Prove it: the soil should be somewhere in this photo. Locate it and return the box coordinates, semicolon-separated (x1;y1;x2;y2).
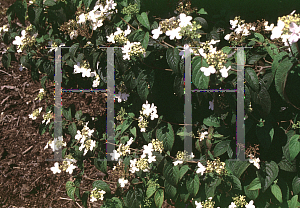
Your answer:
0;1;178;207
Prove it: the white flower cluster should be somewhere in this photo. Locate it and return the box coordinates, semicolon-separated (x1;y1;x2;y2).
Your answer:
12;30;26;53
0;24;9;35
73;61;101;87
42;110;53;125
248;154;260;169
44;137;67;152
224;18;256;41
197;40;231;78
35;88;46;101
76;0;117;30
106;26;131;44
90;187;106;202
109;137;134;160
228;200;256;208
138;100;158;132
28;107;42;120
118;177;128;187
270;11;300;46
122;41;146;60
173;150;195;166
114;91;129;103
151;13;193;40
75;122;96;156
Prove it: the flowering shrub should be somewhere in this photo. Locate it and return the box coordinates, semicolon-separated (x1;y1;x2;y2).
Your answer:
2;0;300;207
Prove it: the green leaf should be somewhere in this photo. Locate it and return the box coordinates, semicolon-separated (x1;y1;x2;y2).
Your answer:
230;175;242;191
245;67;259;92
154;189;164;208
261;161;279;192
254;33;264;43
274;57;293;101
225;160;250;179
205;178;221;198
111;197;123;208
192;56;210;89
146;185;158;199
141;32;149;50
136;12;150;30
248;54;265;65
288;195;298;208
69;43;80;60
75;110;83;120
203;115;221;127
92;180;111;195
28;7;43;27
264;42;279;59
213;140;230;157
197;8;207;15
126;188;143;208
82;191;90;208
278;154;297;172
130;127;137;138
186;174;200;197
251;80;271;115
68;122;77;138
166;47;180;75
179;165;190;181
289;134;300;161
156;123;175;152
94;157;107;174
44;0;56;6
136;70;149;101
256;116;273;151
66;181;76;201
292;176;300;195
194;17;208;29
164;180;177;199
248;178;262;190
62;107;72;121
244;184;259;200
163;161;179;186
271;184;283;203
120;118;133;136
2;53;11;69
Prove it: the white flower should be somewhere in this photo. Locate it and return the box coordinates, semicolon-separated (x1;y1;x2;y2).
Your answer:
245;200;255;208
224;34;231;41
77;13;86;24
179;44;194;59
130;159;139;173
229;202;237;208
151;26;163;39
118;178;128;187
189;152;195;159
198;48;207;58
230;19;239;29
121;93;129;102
127;137;134;146
142;100;152;116
50;162;61;174
235;24;244;35
142;143;153;155
81;68;92;77
250;26;256;31
166;27;182;40
249;157;260;169
110;150;120;161
70;30;78;40
200;66;216;76
242;28;250;36
90;195;97;202
270;20;285;40
195;201;203;208
220;65;231;78
147;154;156;163
199;131;208;141
124;25;131;36
150;109;158;120
209;39;220;45
178;13;192;28
173;160;183;166
264;23;274;31
140;127;146;132
66;163;77;174
289;22;300;44
196;162;206;175
106;33;115;43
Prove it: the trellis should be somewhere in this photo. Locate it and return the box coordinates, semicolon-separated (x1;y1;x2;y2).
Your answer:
47;46;251;163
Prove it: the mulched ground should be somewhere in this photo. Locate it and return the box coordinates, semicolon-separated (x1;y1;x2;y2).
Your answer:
0;1;179;207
